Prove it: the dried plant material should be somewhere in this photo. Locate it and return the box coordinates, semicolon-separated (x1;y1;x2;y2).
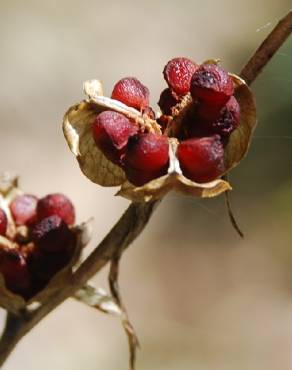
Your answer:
223;74;257;172
63;101;126;186
224;190;244;238
75;283;139;370
75;285;122;315
118;174;230;202
109;255;139;370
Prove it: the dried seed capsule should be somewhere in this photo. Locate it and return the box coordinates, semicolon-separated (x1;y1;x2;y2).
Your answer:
177;135;225;183
10;194;38;226
37;193;75;226
92;110;138;165
124;133;169;186
163;57;198;95
190;64;234;108
111;77;150;110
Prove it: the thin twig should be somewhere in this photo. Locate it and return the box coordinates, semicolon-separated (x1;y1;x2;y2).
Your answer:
109;256;139;370
240;11;292;85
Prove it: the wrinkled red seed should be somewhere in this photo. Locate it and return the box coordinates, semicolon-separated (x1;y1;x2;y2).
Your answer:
37;193;75;226
92;110;138;165
158;88;180;115
177;135;225;183
111;77;150;110
0;209;7;236
191;96;241;138
190;64;234;108
163;57;198;95
124;133;169;186
10;194;38;226
32;215;75;253
207;96;240;136
0;249;31;294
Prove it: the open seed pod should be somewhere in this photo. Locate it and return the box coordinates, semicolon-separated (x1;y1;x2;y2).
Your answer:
0;173;92;315
62;62;256;203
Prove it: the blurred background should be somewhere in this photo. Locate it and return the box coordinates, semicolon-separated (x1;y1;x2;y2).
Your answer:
0;0;292;369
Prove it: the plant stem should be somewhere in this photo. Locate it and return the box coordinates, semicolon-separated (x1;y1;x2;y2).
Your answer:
240;10;292;85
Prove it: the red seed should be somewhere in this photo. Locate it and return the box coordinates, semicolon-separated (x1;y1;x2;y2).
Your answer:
10;194;38;226
0;248;31;295
177;135;225;183
192;96;241;137
158;88;180;115
190;64;234;108
92;110;138;165
124;133;169;186
111;77;150;111
37;193;75;225
30;248;73;281
0;209;7;236
31;215;75;253
163;57;198;95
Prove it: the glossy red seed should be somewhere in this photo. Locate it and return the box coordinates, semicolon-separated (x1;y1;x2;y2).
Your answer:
37;193;75;225
124;133;169;186
190;64;234;108
32;215;75;253
0;249;31;294
158;88;179;115
163;57;198;95
111;77;150;110
10;194;38;226
92;110;138;165
0;209;7;236
177;135;225;183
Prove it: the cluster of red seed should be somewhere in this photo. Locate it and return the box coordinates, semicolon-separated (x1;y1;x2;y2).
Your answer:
0;193;76;298
92;57;240;186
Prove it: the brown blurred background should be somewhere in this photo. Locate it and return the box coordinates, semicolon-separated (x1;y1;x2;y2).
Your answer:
0;0;292;369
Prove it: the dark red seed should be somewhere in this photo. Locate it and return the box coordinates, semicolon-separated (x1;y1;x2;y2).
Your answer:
37;193;75;226
177;135;225;183
190;64;234;108
124;133;169;186
0;209;8;236
191;96;241;137
0;248;31;295
111;77;150;111
158;88;180;115
208;96;240;136
30;248;72;282
31;215;75;253
92;110;138;165
10;194;38;226
163;57;198;95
